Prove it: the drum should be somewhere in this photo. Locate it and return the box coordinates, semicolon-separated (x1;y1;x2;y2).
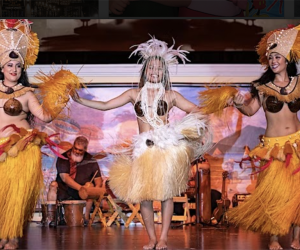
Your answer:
61;200;86;227
41;201;57;226
79;186;105;200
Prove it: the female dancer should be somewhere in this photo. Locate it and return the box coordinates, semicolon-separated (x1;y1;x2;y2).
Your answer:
0;19;80;249
73;37;212;250
200;24;300;250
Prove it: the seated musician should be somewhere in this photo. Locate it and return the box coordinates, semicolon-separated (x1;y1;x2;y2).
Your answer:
48;136;102;226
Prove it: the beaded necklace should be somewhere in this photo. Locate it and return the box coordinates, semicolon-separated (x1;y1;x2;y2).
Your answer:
0;80;22;94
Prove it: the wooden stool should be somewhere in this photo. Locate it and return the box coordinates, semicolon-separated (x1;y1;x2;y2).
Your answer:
172;194;191;225
78;186;107;227
89;192;107;227
106;195;144;228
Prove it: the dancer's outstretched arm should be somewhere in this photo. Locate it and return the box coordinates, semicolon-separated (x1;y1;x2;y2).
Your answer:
172;91;200;113
230;92;261;117
72;89;135;111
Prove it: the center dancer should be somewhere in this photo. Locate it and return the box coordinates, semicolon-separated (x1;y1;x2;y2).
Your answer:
73;36;212;250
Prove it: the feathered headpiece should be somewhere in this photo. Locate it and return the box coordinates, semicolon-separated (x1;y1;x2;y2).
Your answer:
129;35;190;65
0;19;39;69
257;24;300;68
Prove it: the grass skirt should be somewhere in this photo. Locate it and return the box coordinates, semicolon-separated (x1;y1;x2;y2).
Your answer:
228;130;300;236
0;142;43;239
109;114;212;204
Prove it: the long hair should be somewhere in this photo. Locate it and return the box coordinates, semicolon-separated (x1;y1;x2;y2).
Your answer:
250;60;298;97
0;68;35;126
138;56;171;90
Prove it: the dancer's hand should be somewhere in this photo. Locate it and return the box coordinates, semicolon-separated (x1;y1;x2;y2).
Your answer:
233;92;245;108
109;0;130;15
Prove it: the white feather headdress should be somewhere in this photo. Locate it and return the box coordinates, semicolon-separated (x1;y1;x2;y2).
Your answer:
129;35;190;65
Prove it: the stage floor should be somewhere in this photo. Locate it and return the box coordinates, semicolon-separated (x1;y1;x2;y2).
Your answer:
19;221;293;250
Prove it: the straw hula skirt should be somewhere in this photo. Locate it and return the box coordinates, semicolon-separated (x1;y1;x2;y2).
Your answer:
109;114;212;204
228;130;300;236
0;128;50;240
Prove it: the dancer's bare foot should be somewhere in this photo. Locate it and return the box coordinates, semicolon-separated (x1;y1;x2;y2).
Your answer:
291;239;300;250
143;239;157;250
4;239;18;249
156;239;167;250
268;236;282;250
0;239;7;249
292;226;300;249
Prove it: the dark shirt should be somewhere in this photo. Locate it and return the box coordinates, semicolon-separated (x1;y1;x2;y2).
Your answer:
109;1;179;17
56;150;101;201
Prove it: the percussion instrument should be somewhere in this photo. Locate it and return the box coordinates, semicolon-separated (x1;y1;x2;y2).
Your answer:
41;201;57;226
79;186;105;200
61;200;86;227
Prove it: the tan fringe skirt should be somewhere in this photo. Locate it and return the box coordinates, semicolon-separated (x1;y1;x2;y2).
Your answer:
228;130;300;236
108;114;212;204
0;139;43;239
108;142;193;204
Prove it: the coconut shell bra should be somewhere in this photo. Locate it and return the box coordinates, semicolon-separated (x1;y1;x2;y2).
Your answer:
134;100;168;117
255;76;300;113
0;81;34;116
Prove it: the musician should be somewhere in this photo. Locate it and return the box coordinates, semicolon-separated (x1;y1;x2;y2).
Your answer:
49;136;102;226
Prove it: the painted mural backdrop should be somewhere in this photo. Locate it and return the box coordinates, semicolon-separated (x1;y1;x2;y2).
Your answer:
38;86;267;203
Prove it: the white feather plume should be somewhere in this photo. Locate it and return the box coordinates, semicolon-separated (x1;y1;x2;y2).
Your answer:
132;113;213;161
129;35;190;65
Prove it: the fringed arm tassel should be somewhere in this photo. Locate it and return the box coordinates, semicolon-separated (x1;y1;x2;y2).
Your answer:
198;86;238;116
33;68;84;120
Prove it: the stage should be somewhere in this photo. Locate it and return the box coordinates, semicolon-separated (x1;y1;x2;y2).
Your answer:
19;222;292;250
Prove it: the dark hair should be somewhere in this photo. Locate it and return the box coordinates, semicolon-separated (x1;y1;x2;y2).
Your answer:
0;67;34;125
0;66;31;87
250;60;298;97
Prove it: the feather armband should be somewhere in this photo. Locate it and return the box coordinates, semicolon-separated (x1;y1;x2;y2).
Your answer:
198;86;238;116
34;68;84;119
